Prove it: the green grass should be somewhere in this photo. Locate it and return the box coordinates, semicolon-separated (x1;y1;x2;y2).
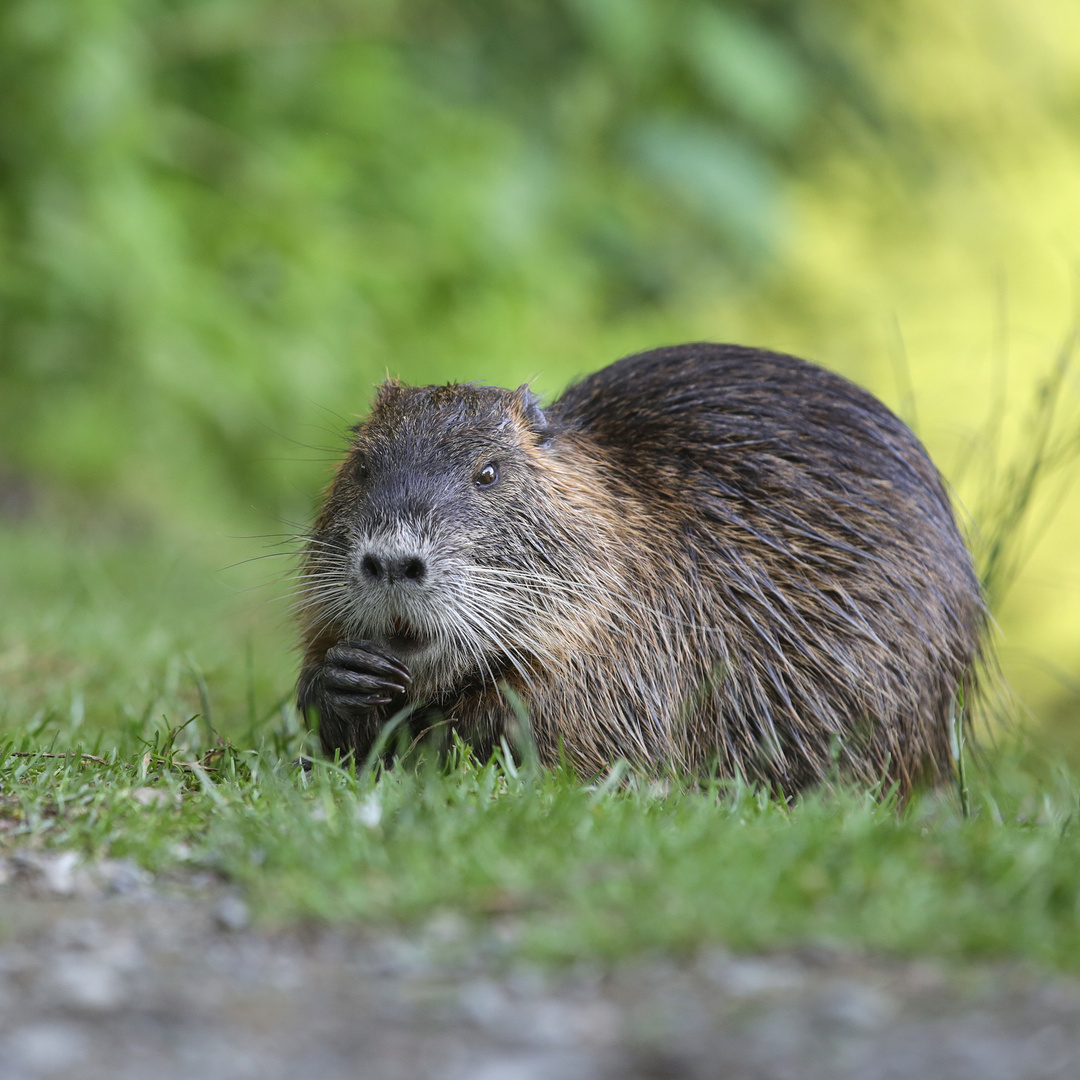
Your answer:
5;510;1080;970
5;735;1080;968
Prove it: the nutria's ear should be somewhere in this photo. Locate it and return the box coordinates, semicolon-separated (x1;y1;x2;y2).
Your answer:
362;378;404;415
374;377;404;404
350;378;404;431
349;378;406;432
512;384;551;442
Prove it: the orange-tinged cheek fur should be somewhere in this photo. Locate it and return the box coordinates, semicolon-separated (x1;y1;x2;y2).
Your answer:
518;440;653;662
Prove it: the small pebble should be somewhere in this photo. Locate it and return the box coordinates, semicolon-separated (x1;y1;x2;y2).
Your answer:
463;1053;597;1080
39;956;128;1013
816;980;895;1030
459;978;509;1029
718;958;805;998
214;895;250;932
2;1022;89;1073
11;851;84;897
93;859;152;895
355;794;382;828
131;786;177;808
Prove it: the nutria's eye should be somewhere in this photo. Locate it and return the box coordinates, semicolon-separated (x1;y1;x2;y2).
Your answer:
475;463;499;488
353;457;369;482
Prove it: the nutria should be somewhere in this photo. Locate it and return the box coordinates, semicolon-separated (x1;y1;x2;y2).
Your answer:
296;343;985;796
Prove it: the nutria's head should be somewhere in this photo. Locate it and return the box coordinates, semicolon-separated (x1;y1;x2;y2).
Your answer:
301;381;574;694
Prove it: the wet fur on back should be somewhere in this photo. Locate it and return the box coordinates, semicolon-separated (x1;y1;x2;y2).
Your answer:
297;343;985;795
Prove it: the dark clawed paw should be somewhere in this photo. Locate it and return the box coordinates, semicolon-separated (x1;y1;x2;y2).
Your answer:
326;689;393;709
324;665;406;696
298;640;412;740
325;641;411;684
322;640;411;709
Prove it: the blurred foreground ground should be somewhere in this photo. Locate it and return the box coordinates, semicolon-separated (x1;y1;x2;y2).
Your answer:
2;851;1078;1080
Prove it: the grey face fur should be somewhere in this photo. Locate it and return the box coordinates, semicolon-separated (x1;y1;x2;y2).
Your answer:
300;381;556;698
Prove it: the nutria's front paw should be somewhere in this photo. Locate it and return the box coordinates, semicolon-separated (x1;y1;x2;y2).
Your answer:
319;640;411;710
297;641;412;759
297;639;410;721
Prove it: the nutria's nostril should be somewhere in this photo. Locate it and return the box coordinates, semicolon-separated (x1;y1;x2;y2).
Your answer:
365;553;426;584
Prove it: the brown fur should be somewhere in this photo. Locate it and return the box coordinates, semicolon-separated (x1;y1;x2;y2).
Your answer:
296;343;985;796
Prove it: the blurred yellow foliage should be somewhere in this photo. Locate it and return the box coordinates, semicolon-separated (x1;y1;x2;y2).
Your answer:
1;0;1079;738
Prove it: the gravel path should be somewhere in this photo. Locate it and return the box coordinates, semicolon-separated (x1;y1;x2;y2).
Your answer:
1;851;1079;1080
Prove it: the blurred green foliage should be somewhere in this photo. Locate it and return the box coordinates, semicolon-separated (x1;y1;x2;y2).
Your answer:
3;0;1080;727
0;0;880;520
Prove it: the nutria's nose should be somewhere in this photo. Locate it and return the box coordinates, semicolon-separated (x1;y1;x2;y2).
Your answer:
360;552;426;585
